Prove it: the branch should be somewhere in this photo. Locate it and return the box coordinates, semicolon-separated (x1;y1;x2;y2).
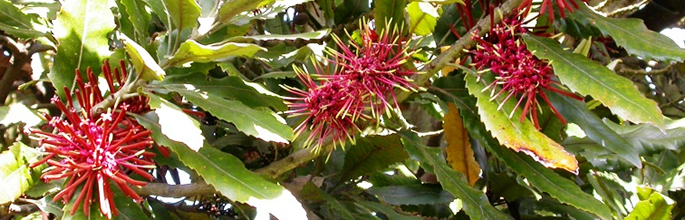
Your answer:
394;0;527;104
134;181;217;197
0;35;30;104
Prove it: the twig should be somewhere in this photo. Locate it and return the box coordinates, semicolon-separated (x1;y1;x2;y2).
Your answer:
0;35;30;104
134;182;217;197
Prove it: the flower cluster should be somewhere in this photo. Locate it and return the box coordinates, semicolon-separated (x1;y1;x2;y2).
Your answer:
28;61;158;219
471;13;582;129
284;22;419;151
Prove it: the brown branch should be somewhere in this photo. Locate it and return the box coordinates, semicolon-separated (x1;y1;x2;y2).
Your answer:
0;35;30;105
134;182;217;197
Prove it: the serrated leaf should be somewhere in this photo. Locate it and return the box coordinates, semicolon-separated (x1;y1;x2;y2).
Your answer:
164;0;200;31
118;0;152;41
375;0;406;31
443;103;480;186
228;29;330;42
162;72;286;110
357;201;423;220
0;0;47;39
407;2;438;36
254;43;315;70
135;113;307;220
545;91;641;168
464;74;578;173
399;131;513;220
164;85;293;143
164;40;265;67
0;142;41;204
215;0;273;25
367;184;454;205
573;4;685;61
0;103;42;127
341;135;408;181
122;35;166;82
603;118;685;153
434;75;613;220
49;0;115;98
626;187;674;220
146;92;204;151
523;35;665;130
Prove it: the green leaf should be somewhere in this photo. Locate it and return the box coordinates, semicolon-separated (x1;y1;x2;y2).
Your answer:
164;85;293;143
434;75;613;219
374;0;406;31
398;131;513;220
545;91;641;168
162;72;286;110
49;0;115;98
300;182;356;220
406;2;438;36
0;0;47;38
122;35;166;81
0;142;42;204
164;40;265;67
367;184;454;205
0;103;42;127
523;35;664;130
215;0;273;25
464;73;578;173
164;0;200;31
254;43;316;70
603;118;685;153
135;113;307;220
357;201;424;220
113;189;151;220
340;135;408;181
146;92;204;151
228;29;330;42
625;187;674;220
573;4;685;62
117;0;152;41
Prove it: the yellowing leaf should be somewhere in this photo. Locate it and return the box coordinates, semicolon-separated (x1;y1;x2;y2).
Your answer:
122;34;166;81
443;103;480;186
465;74;579;173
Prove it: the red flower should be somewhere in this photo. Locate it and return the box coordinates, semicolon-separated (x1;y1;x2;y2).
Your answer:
283;65;367;150
326;23;419;116
471;14;582;129
28;61;158;219
519;0;589;21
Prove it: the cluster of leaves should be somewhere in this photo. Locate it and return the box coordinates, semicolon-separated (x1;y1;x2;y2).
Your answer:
0;0;683;219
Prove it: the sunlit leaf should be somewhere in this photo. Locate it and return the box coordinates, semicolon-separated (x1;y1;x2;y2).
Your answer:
399;131;513;220
118;0;152;41
464;74;578;173
135;114;307;220
121;35;166;82
573;4;685;62
164;85;292;143
162;72;287;110
407;2;438;36
0;142;42;204
49;0;115;98
523;35;664;131
443;103;480;186
0;103;42;127
163;0;200;31
0;0;47;39
146;92;204;151
164;40;265;67
625;187;674;220
228;29;330;42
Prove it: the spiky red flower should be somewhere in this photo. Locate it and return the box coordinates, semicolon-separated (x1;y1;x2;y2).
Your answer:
284;21;420;150
471;14;581;129
326;22;419;116
283;65;367;150
28;61;159;219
